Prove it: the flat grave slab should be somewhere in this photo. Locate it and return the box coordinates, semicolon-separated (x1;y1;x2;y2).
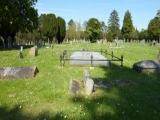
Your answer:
70;51;110;66
133;60;160;73
0;66;38;80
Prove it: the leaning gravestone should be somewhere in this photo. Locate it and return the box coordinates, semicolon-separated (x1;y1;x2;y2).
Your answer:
84;70;94;95
29;46;38;57
133;60;160;73
0;66;38;80
69;80;80;96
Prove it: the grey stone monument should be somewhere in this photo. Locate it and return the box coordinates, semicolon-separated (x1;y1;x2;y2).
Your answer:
69;80;80;96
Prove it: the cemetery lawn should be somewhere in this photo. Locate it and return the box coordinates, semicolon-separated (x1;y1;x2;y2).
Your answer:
0;43;160;120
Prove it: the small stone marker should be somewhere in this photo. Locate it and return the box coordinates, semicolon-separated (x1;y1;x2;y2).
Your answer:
19;46;24;59
69;80;80;96
84;70;94;95
85;77;94;95
29;46;38;57
0;66;38;80
20;46;23;52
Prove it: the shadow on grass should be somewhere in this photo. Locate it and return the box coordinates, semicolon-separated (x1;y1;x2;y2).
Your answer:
70;64;160;120
0;64;159;120
0;105;64;120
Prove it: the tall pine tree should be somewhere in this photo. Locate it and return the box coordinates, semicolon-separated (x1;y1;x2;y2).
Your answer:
108;10;120;40
121;10;134;41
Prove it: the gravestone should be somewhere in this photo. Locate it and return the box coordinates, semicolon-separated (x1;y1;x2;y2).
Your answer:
29;46;38;57
69;80;80;96
0;66;38;80
85;78;94;95
70;51;110;66
133;60;160;73
19;46;23;59
84;70;94;95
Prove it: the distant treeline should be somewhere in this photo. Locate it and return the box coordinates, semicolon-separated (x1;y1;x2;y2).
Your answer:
0;0;160;48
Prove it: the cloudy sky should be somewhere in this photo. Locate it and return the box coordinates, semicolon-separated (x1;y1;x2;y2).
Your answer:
35;0;160;30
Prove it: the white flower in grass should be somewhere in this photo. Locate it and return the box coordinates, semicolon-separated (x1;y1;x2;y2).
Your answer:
19;105;22;109
64;115;67;118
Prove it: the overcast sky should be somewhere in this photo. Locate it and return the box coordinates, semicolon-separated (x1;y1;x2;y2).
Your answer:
35;0;160;30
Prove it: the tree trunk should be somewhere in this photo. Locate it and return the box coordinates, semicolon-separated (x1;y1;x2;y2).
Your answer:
4;38;8;48
11;33;16;48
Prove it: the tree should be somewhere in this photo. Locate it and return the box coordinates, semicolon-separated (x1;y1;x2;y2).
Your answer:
106;31;113;42
121;10;134;41
56;17;66;44
156;9;160;20
139;29;148;41
131;28;139;40
108;10;120;39
148;17;160;41
76;21;82;40
0;0;38;48
101;21;107;40
66;19;76;40
86;18;102;43
40;14;57;44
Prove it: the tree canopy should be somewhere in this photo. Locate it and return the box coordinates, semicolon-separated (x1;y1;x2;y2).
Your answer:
56;17;66;44
121;10;134;41
86;18;102;42
148;17;160;40
40;14;57;44
108;10;120;39
0;0;38;48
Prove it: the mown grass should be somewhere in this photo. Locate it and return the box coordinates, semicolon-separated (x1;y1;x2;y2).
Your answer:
0;43;160;120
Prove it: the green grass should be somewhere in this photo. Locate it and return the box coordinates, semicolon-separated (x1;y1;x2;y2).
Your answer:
0;43;160;120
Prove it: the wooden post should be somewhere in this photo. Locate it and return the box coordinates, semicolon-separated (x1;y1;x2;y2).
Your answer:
101;48;102;55
121;55;123;67
111;51;113;60
105;50;107;55
63;54;65;66
51;44;53;56
91;54;93;67
60;55;63;67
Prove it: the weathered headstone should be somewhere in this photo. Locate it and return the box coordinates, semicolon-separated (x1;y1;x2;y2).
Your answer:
133;60;160;73
85;78;94;95
69;80;80;96
0;66;38;80
29;46;38;57
84;70;94;95
19;46;23;59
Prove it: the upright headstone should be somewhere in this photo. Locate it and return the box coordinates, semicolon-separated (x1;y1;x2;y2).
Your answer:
19;46;23;59
69;80;80;96
85;77;94;95
29;46;38;57
84;70;94;95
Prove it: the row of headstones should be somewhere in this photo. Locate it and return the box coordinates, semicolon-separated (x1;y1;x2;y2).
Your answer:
19;46;38;58
69;70;94;96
